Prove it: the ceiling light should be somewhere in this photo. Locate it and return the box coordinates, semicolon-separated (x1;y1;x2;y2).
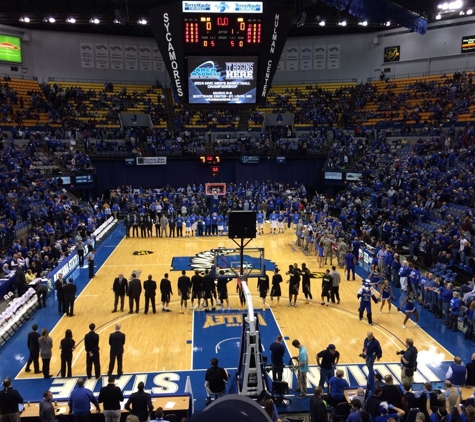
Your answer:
460;10;465;14
358;21;368;26
385;21;391;26
436;13;442;19
43;17;56;23
338;20;347;26
319;20;325;26
19;16;30;23
66;17;76;23
89;18;100;24
438;0;463;10
468;8;473;14
137;18;147;25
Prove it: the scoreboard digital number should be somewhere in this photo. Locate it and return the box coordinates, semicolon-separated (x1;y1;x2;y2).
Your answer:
184;15;262;50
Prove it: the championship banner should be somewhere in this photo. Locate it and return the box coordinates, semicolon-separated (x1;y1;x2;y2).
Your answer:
95;43;109;69
80;43;94;68
136;157;167;165
124;45;138;70
327;44;340;69
139;45;152;71
299;45;312;70
152;47;165;72
276;52;285;72
110;44;124;70
313;45;326;70
285;46;298;71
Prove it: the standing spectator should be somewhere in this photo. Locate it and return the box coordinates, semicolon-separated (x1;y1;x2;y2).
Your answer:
205;358;229;404
125;382;153;422
38;328;53;379
86;249;96;279
98;376;124;422
362;331;382;392
316;343;340;388
446;356;467;386
60;329;76;378
25;323;41;373
309;386;327;422
465;353;475;387
39;390;55;422
63;278;77;317
269;335;285;382
127;273;142;314
68;378;100;422
143;274;157;315
108;324;125;377
112;273;128;313
0;378;23;422
291;339;309;398
84;323;101;380
35;283;48;309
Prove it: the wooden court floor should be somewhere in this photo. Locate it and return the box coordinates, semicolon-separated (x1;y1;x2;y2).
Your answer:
17;228;452;378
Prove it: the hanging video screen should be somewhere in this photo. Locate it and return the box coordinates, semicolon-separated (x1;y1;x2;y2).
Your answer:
187;55;258;104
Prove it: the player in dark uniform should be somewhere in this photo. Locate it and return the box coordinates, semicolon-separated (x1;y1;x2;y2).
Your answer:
321;269;333;307
191;270;203;310
286;265;300;307
177;270;191;314
202;269;216;311
216;270;231;310
160;273;173;312
257;270;269;310
301;263;314;306
270;268;283;306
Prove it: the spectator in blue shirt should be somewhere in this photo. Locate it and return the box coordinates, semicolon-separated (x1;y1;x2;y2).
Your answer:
328;369;349;406
68;378;100;421
425;391;451;422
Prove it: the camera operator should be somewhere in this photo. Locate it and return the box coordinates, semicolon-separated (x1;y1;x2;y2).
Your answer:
398;338;417;384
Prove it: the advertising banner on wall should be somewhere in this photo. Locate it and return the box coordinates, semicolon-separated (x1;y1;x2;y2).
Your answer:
384;46;400;62
95;43;109;69
110;44;124;70
80;43;94;68
285;46;298;71
327;44;340;69
124;45;138;70
139;45;152;71
313;45;326;70
300;45;312;70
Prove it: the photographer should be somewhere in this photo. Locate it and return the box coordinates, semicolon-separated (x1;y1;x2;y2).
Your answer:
398;338;417;384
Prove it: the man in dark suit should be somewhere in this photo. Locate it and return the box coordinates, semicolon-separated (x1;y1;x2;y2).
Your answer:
124;214;132;238
62;278;77;317
108;323;125;376
143;274;157;314
54;273;66;314
127;273;142;314
85;323;101;379
15;267;28;297
25;323;41;373
112;274;128;313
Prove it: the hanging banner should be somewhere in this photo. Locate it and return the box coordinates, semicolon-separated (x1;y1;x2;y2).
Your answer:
80;43;94;68
124;45;138;70
299;45;312;70
110;44;124;70
152;47;165;72
285;46;298;71
327;44;340;69
139;45;152;71
313;45;326;70
95;43;109;69
276;52;285;72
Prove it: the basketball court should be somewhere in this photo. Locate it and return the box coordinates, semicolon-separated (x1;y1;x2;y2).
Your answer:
0;221;461;413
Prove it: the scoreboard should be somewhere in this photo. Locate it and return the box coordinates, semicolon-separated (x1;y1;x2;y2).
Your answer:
150;1;292;107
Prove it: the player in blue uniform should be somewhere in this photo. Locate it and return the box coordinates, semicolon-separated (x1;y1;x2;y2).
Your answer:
256;211;264;235
357;280;379;325
269;211;278;234
184;216;191;237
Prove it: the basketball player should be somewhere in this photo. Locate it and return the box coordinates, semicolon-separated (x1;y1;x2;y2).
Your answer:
177;270;191;314
257;271;269;310
191;270;203;310
270;268;283;306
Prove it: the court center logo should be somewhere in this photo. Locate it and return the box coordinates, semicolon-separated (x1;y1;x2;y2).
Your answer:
133;250;154;255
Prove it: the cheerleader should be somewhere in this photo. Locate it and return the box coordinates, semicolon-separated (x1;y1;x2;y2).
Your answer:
368;266;383;292
270;268;283;306
379;279;395;314
399;290;425;328
307;228;315;253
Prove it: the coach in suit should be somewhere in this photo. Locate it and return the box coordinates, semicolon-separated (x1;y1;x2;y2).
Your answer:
127;273;142;314
112;274;128;313
62;278;77;317
108;324;125;377
85;323;101;379
143;274;157;314
25;323;41;373
54;273;66;314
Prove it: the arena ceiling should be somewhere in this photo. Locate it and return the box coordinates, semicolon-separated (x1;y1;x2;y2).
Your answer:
1;0;475;38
